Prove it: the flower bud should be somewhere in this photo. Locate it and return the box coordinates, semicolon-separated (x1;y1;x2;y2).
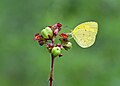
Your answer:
57;23;62;28
34;33;40;41
41;27;53;39
38;40;45;46
63;42;72;50
56;44;61;47
66;42;72;48
59;54;63;57
51;47;61;57
54;29;59;36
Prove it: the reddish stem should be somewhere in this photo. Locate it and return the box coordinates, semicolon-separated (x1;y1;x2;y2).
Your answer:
52;37;54;44
49;55;55;86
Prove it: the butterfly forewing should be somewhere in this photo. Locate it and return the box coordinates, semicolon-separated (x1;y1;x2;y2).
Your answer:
72;22;98;48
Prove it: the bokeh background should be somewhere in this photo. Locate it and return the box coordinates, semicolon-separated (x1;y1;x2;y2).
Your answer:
0;0;120;86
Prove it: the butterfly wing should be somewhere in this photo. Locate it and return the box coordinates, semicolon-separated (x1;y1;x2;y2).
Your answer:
72;22;98;48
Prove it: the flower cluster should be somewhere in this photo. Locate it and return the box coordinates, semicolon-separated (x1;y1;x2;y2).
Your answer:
34;23;72;57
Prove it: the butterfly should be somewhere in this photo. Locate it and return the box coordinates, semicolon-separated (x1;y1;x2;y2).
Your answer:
71;22;98;48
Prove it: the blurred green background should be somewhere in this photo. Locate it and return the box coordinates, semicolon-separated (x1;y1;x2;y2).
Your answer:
0;0;120;86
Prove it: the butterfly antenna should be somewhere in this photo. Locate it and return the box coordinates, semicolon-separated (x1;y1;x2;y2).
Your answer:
63;25;72;30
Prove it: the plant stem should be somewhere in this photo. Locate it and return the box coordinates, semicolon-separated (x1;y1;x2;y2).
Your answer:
49;55;55;86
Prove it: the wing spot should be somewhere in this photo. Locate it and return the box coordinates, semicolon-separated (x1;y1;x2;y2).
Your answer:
83;41;86;44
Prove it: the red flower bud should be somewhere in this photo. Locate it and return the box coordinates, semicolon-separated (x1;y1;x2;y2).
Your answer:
59;33;68;38
57;23;62;27
35;33;39;36
47;43;54;48
51;23;62;30
56;44;61;47
54;29;59;36
34;33;41;40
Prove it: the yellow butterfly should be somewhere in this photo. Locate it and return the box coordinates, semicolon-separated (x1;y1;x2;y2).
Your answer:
71;22;98;48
